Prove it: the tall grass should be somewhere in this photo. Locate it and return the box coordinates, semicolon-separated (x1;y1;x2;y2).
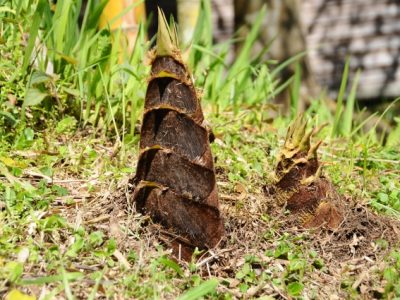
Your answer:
2;0;291;140
2;0;149;139
4;0;395;146
188;2;281;115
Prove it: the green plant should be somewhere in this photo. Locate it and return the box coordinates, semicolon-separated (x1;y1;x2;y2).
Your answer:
331;58;350;137
382;251;400;298
1;0;148;140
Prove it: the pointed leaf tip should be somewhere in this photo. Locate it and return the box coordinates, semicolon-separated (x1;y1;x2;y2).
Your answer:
156;8;179;56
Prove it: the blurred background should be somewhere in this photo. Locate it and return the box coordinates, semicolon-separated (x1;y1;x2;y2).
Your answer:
101;0;400;103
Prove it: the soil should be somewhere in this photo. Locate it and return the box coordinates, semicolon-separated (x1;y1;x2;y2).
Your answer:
73;171;399;298
99;176;398;259
311;202;400;261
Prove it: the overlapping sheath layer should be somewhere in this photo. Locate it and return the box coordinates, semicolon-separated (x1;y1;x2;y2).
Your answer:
133;55;224;249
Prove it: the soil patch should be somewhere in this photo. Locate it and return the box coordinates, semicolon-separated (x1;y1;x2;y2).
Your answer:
73;175;400;298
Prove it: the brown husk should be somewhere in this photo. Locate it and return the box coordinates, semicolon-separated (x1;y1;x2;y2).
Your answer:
132;10;224;257
273;115;344;229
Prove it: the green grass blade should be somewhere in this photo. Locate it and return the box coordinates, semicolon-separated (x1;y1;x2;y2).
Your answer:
189;0;213;68
228;5;265;80
86;0;109;32
87;268;107;300
61;267;74;300
341;70;360;136
366;97;400;139
269;77;294;101
99;67;120;142
386;117;400;146
290;62;302;118
177;279;218;300
371;200;400;219
217;6;265;111
53;0;73;54
270;52;306;78
0;7;16;14
22;0;46;72
19;272;84;285
350;111;378;137
331;58;350;137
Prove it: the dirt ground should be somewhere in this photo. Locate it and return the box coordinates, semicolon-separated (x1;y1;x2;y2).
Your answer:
59;169;400;299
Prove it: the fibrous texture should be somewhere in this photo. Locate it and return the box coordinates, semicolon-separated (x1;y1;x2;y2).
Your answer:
274;115;343;229
133;10;224;250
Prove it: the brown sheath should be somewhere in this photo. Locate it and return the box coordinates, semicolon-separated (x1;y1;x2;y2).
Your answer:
133;10;224;252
